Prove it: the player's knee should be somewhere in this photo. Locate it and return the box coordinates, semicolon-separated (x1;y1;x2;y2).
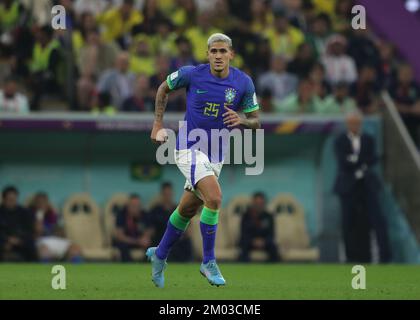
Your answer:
205;193;222;210
179;204;200;218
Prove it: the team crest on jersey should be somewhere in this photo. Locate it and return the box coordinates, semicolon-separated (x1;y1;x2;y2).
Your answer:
224;88;237;104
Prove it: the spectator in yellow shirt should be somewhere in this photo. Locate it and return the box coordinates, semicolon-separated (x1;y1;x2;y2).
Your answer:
312;0;337;16
185;11;221;62
264;9;304;60
97;0;142;47
129;35;156;77
29;26;62;110
250;0;274;34
170;0;197;32
332;0;353;33
157;0;176;18
72;12;98;60
91;91;117;116
151;19;177;56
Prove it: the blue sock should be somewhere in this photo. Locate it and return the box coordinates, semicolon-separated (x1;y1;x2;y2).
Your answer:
70;255;83;264
155;222;184;260
155;209;190;260
200;222;218;264
40;257;51;264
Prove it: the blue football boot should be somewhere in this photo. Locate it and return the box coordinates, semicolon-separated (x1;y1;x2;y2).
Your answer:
146;247;167;288
200;260;226;287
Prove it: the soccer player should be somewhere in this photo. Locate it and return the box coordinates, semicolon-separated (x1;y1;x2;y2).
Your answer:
147;33;260;288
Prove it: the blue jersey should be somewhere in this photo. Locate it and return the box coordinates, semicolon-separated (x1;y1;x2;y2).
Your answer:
166;64;259;162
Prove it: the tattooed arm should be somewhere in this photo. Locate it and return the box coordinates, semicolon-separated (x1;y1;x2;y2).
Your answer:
242;110;261;130
151;81;171;144
223;107;261;130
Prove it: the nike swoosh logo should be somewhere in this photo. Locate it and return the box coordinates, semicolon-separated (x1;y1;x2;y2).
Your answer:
196;90;208;94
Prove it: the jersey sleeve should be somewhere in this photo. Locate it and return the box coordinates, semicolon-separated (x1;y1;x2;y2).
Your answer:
166;66;195;90
240;76;260;113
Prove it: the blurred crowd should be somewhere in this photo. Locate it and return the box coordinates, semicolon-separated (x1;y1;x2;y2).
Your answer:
0;183;193;263
0;186;83;262
0;0;419;143
0;183;281;263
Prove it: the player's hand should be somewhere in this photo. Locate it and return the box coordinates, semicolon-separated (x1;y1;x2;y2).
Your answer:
222;106;243;128
151;121;168;144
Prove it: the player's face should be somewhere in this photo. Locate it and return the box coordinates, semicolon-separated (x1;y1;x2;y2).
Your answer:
207;42;233;73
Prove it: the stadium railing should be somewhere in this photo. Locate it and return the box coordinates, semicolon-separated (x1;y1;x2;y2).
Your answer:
382;91;420;243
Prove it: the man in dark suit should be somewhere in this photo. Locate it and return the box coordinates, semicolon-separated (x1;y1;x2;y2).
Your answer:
238;192;280;262
0;186;37;262
334;112;391;263
112;194;153;262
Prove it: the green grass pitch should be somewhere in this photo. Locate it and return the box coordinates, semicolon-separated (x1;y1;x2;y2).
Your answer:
0;263;419;300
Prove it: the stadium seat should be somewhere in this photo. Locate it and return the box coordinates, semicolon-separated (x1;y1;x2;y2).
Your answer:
222;195;270;262
268;194;320;262
103;193;129;247
225;195;251;248
103;193;144;261
62;193;113;261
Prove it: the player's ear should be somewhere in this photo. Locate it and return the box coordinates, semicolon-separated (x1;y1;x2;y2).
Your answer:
230;48;235;60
